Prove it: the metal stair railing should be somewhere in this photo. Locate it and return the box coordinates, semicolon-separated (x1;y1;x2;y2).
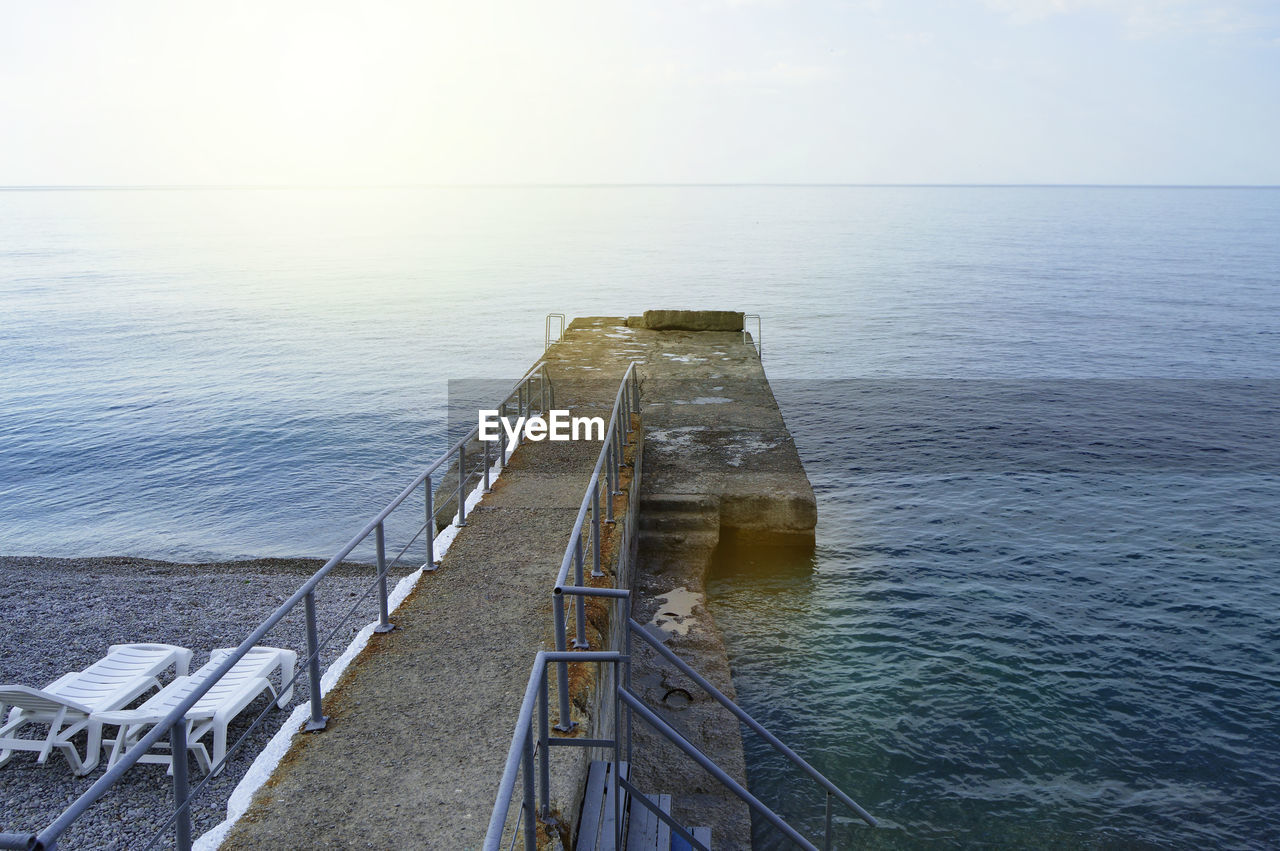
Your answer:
546;313;567;350
743;313;762;356
484;649;628;851
484;626;877;851
0;361;553;851
627;618;878;846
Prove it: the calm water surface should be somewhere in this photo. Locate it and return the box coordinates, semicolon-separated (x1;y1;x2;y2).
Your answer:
1;187;1277;846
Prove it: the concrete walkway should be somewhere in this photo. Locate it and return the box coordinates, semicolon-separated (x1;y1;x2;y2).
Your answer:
221;320;639;850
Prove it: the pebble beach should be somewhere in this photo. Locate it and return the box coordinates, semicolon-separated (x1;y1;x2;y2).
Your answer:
0;556;414;849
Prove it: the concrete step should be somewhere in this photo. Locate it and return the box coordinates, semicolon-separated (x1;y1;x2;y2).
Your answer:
638;494;718;514
639;512;718;532
626;793;671;851
638;529;719;552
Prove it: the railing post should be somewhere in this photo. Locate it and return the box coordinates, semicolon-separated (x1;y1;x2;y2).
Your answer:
423;476;437;570
573;537;588;649
499;401;508;462
552;593;574;732
538;664;550;817
522;727;536;851
303;590;328;731
591;481;603;577
612;664;622;851
625;621;633;769
170;723;193;851
456;443;468;527
606;439;616;501
606;441;617;523
825;790;833;851
374;522;393;633
618;403;627;449
482;432;492;494
610;433;623;496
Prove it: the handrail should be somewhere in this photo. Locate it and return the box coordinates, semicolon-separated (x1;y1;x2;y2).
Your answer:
617;778;710;851
484;650;627;851
545;313;566;350
485;652;548;851
743;312;762;356
628;618;877;828
550;361;642;730
485;640;872;851
619;690;815;850
9;361;554;851
553;364;638;587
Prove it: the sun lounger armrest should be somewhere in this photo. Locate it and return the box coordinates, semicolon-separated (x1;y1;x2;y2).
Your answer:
94;707;174;727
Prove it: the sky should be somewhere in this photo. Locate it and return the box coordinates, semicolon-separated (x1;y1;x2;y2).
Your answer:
0;0;1277;185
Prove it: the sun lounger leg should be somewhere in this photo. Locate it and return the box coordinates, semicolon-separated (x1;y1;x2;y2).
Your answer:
36;706;69;765
79;719;103;775
276;650;298;707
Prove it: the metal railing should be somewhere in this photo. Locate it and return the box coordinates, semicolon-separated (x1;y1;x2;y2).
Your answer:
546;313;566;351
744;312;762;356
550;361;643;732
625;618;877;849
484;650;628;851
0;363;553;851
484;617;877;851
483;357;877;848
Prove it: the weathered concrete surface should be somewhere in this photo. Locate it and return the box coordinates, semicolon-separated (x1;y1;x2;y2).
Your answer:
621;322;817;850
628;309;745;332
219;324;640;850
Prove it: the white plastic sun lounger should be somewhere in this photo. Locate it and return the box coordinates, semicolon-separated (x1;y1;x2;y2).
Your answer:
97;646;296;774
0;643;192;775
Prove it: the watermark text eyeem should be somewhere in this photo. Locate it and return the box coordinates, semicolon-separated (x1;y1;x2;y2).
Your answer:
478;410;605;442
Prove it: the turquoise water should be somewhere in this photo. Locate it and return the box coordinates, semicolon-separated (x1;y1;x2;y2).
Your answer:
2;187;1278;846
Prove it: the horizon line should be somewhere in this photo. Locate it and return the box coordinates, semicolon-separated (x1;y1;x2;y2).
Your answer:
1;182;1279;191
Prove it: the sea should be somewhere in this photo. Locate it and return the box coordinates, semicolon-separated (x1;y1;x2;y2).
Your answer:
1;186;1277;847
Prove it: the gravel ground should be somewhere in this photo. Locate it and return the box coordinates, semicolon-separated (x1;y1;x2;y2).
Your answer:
0;555;415;850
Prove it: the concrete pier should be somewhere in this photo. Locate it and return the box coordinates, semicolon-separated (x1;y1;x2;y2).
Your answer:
214;312;815;850
622;312;815;849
